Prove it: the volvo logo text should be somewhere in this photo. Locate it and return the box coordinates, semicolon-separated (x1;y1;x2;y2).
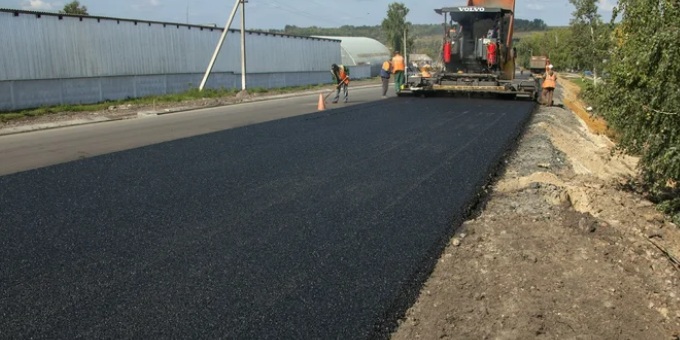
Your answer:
458;7;486;11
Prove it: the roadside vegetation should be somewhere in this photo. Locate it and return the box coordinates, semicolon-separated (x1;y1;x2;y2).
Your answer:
516;27;579;71
569;77;592;92
592;0;680;221
519;0;680;222
60;1;88;15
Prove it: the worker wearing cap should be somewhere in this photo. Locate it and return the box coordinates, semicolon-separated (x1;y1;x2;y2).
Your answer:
392;51;405;94
542;64;557;106
331;63;350;103
380;59;392;98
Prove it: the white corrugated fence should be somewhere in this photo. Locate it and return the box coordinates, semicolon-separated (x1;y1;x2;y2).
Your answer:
0;9;347;110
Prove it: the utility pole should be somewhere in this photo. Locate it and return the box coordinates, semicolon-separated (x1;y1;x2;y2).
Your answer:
240;0;247;91
404;24;408;83
186;3;189;24
199;0;241;91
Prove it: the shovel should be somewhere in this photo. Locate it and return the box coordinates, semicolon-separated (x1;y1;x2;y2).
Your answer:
323;76;349;102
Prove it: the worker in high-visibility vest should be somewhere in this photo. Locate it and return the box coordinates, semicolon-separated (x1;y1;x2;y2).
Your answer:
392;51;405;93
380;60;393;98
331;63;350;103
420;62;432;78
541;64;557;106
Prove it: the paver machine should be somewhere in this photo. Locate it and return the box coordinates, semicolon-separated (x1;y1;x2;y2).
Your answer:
399;0;540;100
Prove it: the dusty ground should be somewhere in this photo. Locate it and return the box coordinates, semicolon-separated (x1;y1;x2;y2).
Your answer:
0;79;380;131
559;77;616;140
392;85;680;339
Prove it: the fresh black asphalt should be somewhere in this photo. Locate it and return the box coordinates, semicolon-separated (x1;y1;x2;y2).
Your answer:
0;97;534;339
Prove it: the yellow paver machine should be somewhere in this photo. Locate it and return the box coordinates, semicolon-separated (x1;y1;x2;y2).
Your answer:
400;0;540;100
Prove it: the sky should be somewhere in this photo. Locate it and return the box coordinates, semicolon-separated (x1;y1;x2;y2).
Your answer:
2;0;619;28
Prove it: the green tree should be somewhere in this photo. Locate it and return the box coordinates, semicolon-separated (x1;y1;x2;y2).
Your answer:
516;28;577;70
590;0;680;213
514;18;549;31
380;3;414;54
60;1;89;15
568;0;611;86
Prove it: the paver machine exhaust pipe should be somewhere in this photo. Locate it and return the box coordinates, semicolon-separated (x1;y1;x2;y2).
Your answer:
399;0;540;101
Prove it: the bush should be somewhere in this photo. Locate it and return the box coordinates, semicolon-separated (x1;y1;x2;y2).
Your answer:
590;0;680;209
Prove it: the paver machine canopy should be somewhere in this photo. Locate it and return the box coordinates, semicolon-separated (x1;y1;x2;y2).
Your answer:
437;0;516;79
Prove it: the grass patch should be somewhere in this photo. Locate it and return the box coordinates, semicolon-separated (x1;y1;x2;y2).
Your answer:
570;78;592;93
514;30;545;38
0;86;238;122
0;113;25;121
0;80;382;123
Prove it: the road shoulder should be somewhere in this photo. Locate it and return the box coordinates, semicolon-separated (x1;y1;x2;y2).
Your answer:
0;80;381;136
391;85;680;339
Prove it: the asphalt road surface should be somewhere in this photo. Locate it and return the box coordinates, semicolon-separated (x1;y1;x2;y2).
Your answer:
0;85;386;176
0;97;535;339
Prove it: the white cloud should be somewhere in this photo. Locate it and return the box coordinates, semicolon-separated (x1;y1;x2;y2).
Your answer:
21;0;58;11
132;0;161;11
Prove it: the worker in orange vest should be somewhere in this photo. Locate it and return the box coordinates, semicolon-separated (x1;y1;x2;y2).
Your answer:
331;64;350;103
392;51;405;93
420;62;432;78
541;64;557;106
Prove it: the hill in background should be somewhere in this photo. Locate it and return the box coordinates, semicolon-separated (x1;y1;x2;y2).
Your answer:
267;19;551;60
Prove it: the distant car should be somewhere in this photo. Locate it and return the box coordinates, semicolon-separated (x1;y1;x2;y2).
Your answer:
584;71;593;77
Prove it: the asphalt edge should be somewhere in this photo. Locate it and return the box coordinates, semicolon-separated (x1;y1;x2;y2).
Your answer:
371;100;539;340
0;83;383;137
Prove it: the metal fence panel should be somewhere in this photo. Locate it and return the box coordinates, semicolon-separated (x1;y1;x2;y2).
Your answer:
0;10;341;81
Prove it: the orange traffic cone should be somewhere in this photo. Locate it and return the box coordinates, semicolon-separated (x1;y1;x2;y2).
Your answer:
317;93;326;111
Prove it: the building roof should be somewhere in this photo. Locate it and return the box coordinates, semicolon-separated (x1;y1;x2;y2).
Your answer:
312;36;391;67
0;8;340;42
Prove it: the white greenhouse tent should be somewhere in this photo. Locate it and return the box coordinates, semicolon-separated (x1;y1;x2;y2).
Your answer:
312;36;391;77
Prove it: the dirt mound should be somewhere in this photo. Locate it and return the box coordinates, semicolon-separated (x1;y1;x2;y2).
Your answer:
559;78;612;139
235;89;253;101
